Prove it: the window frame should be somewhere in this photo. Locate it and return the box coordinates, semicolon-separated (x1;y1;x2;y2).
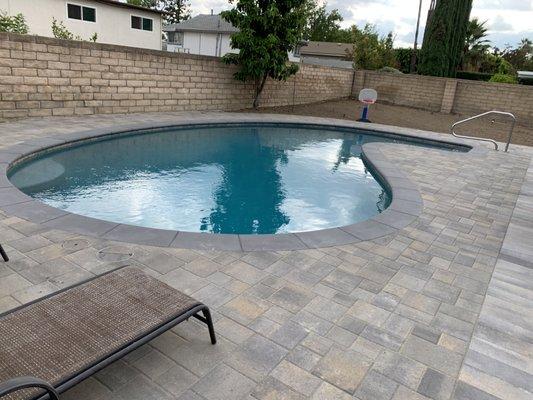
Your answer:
66;2;97;23
131;14;154;32
174;32;184;45
168;31;184;45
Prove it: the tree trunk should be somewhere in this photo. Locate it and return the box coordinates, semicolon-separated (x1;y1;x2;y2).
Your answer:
253;74;268;109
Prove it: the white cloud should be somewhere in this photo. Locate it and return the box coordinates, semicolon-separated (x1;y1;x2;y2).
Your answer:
476;0;532;11
185;0;532;49
490;15;513;31
191;0;231;15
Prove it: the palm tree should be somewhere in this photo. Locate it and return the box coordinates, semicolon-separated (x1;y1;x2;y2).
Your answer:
462;18;491;71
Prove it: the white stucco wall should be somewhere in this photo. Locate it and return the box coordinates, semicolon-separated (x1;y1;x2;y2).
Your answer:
167;31;232;57
0;0;162;50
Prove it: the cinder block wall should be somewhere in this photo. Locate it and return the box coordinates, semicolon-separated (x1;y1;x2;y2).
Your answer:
352;70;446;112
0;33;354;120
353;70;533;124
452;80;533;123
2;32;532;124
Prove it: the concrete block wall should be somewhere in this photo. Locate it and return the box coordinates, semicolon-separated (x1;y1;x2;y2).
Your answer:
0;33;354;121
453;80;533;123
2;32;531;125
352;70;446;112
353;70;533;124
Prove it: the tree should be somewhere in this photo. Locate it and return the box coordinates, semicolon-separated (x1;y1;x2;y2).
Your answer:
127;0;190;24
304;2;344;42
395;48;420;73
126;0;156;7
0;10;29;34
159;0;190;24
352;24;396;70
461;18;490;71
501;38;533;71
418;0;473;77
222;0;308;108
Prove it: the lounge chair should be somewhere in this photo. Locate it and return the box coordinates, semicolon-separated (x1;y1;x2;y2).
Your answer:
0;266;216;399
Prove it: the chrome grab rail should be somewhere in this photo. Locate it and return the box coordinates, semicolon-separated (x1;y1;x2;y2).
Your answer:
451;110;517;152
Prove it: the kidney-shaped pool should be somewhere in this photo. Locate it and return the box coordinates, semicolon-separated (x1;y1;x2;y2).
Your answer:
8;123;464;235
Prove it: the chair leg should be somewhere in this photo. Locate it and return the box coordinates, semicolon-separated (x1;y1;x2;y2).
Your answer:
193;307;217;345
202;308;217;345
0;245;8;262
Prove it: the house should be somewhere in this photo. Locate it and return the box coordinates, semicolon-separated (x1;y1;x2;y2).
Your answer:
517;71;533;85
293;41;355;69
298;41;354;61
164;13;237;57
0;0;163;50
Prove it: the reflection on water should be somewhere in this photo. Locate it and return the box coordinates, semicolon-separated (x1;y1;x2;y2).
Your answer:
9;124;395;234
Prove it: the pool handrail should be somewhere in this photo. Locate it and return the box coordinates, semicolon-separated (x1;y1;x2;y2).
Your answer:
450;110;516;152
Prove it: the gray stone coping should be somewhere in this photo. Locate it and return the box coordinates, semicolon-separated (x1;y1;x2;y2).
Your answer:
0;113;477;251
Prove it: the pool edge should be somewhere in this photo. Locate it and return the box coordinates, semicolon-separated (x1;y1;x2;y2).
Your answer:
0;114;479;251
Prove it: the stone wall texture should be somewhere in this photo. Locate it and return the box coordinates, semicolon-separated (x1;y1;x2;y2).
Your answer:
353;70;533;124
1;33;532;125
0;33;354;121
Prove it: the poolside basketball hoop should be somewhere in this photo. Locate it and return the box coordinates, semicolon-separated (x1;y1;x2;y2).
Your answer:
357;88;378;123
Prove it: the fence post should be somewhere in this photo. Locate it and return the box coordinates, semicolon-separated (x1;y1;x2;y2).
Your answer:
441;79;458;114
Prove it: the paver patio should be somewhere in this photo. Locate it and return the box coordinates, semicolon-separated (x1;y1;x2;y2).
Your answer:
0;111;532;400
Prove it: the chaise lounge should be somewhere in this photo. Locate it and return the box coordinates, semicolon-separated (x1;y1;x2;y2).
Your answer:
0;266;216;400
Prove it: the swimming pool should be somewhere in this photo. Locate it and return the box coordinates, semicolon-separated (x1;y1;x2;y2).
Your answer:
8;123;463;235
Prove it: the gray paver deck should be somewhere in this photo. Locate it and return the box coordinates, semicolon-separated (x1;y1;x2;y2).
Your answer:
0;111;532;400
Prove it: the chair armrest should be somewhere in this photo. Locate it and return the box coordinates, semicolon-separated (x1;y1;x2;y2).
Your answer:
0;376;59;399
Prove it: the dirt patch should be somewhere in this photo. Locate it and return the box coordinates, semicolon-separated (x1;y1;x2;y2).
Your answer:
243;98;533;147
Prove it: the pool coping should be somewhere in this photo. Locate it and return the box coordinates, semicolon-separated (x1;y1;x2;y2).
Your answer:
0;113;481;252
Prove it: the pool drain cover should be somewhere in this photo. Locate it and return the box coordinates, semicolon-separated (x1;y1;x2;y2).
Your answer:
97;245;134;262
62;239;90;251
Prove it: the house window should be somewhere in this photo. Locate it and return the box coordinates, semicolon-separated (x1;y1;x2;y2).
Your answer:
143;18;153;31
131;15;153;31
169;32;183;45
67;4;96;22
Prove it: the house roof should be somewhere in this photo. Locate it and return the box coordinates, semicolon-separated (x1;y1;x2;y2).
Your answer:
164;14;238;34
95;0;164;15
300;41;355;58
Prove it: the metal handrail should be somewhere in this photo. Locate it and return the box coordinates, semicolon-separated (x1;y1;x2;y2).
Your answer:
451;110;517;152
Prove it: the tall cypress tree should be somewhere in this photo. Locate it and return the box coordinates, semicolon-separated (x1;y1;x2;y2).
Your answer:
418;0;473;77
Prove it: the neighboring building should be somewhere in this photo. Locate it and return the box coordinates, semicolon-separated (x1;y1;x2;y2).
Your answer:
517;71;533;85
298;41;354;61
163;16;353;69
290;41;355;69
164;14;237;57
0;0;163;50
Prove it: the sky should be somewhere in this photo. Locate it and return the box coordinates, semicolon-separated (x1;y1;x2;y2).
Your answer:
187;0;533;49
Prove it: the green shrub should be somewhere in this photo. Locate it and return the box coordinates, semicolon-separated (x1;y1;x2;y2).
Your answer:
496;59;514;75
394;48;420;73
456;71;493;81
51;18;96;42
353;25;396;70
489;73;518;84
52;18;78;40
0;10;29;34
379;66;402;74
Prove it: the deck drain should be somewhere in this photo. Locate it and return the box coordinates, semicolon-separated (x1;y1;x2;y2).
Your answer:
97;245;134;262
61;239;90;251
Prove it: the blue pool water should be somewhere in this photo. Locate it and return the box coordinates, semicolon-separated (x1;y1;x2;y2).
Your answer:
8;124;458;234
